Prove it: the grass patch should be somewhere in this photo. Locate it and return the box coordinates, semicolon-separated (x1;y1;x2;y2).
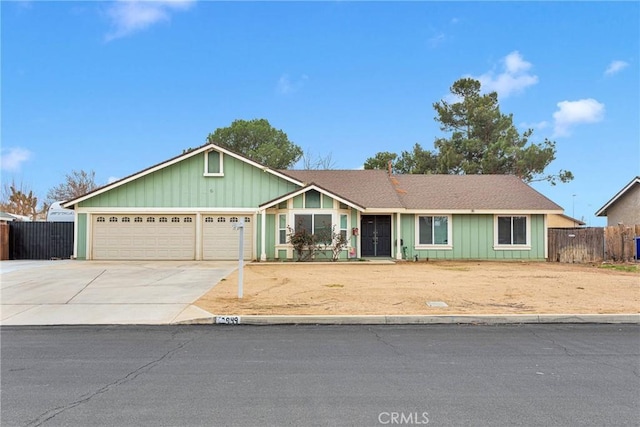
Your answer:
599;264;639;273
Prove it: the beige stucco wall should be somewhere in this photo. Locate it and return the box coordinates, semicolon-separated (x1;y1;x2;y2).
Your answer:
548;214;583;228
606;184;640;226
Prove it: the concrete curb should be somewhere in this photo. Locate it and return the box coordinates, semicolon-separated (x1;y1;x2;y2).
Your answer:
175;313;640;325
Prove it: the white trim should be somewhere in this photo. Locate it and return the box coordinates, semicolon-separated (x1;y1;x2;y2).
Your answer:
414;214;453;250
62;143;304;208
543;214;548;259
260;184;365;211
75;207;258;214
195;212;202;260
595;176;640;216
493;214;531;251
203;150;224;177
260;209;267;261
72;211;79;259
401;209;563;215
396;212;402;260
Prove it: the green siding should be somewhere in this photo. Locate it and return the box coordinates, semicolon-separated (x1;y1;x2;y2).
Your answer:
79;153;299;208
400;214;546;261
322;194;333;209
292;195;303;208
77;213;87;260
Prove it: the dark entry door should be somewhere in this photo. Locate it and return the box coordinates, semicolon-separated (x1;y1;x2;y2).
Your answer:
361;215;391;257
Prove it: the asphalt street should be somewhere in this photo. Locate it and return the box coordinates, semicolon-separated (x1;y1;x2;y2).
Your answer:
2;324;639;426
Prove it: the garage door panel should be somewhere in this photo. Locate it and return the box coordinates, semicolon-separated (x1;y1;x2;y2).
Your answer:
93;215;195;260
202;215;253;260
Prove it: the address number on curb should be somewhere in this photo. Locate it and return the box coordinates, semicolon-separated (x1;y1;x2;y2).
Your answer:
216;316;241;325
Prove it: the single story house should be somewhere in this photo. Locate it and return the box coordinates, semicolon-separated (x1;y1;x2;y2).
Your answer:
547;213;585;228
63;143;564;261
595;176;640;226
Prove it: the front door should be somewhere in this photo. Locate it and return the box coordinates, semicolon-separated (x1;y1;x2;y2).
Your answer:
361;215;391;257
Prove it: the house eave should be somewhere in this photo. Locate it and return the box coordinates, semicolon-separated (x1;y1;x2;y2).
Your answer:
595;176;640;217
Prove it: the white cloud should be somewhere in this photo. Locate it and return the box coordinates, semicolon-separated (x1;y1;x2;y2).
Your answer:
277;73;308;95
473;51;539;98
604;60;629;76
105;0;195;42
552;99;605;137
0;147;31;172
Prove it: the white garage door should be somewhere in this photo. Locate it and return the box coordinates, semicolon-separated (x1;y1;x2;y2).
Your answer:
92;214;196;260
202;215;253;260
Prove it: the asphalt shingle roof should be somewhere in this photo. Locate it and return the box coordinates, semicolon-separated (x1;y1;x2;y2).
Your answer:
280;170;563;211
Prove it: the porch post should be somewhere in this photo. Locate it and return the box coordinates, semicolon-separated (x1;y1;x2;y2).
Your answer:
396;212;402;260
260;209;267;261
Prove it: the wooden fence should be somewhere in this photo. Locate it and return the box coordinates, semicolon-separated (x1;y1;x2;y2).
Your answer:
0;223;8;260
548;225;640;263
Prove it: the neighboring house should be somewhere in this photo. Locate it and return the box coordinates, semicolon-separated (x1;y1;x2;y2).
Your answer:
62;143;563;262
547;213;585;228
595;176;640;226
0;212;32;222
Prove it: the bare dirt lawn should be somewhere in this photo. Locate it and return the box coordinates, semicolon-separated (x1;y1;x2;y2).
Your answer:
195;261;639;315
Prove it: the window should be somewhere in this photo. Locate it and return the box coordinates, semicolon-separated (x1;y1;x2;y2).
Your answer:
230;217;239;223
147;217;155;223
171;217;180;223
122;217;130;223
244;217;251;223
205;217;214;223
278;214;287;244
159;217;168;223
294;213;332;243
305;190;321;208
340;214;348;241
416;215;451;247
109;217;118;222
134;217;143;223
97;217;105;222
496;216;529;247
184;217;192;223
217;217;226;223
278;201;288;209
204;150;223;176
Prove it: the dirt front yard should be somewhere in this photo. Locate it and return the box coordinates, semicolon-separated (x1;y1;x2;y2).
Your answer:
195;261;639;316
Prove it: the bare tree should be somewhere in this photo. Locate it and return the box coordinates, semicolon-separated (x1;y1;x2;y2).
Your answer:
46;170;98;203
300;149;337;170
0;179;46;220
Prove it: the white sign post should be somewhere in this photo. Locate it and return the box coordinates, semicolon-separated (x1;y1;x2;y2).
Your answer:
233;219;244;299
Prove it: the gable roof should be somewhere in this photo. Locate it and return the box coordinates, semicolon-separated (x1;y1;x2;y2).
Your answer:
595;176;640;217
259;183;365;211
62;143;303;208
281;170;563;212
279;169;405;209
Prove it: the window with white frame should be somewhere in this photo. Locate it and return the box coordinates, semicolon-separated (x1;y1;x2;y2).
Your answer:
204;150;223;176
495;215;529;248
294;213;332;243
278;214;288;244
416;215;451;247
340;214;348;241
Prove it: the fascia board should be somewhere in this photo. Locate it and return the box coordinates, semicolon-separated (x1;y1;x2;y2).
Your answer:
63;143;304;209
259;184;365;211
595;177;640;217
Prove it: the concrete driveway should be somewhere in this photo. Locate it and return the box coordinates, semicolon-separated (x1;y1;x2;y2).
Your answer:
0;260;237;325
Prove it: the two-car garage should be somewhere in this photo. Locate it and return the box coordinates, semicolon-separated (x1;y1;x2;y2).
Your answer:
91;214;253;261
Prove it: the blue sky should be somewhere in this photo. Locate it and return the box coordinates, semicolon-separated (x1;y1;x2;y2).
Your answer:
2;1;638;225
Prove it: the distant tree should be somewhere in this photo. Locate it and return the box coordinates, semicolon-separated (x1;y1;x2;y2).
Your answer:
0;180;45;220
206;119;303;169
46;169;98;203
300;149;337;170
363;151;398;172
364;78;573;185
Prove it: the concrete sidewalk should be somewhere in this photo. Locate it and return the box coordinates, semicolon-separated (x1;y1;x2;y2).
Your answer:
0;260;237;325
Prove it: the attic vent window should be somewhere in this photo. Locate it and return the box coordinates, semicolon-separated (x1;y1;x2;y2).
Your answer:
204;150;224;177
